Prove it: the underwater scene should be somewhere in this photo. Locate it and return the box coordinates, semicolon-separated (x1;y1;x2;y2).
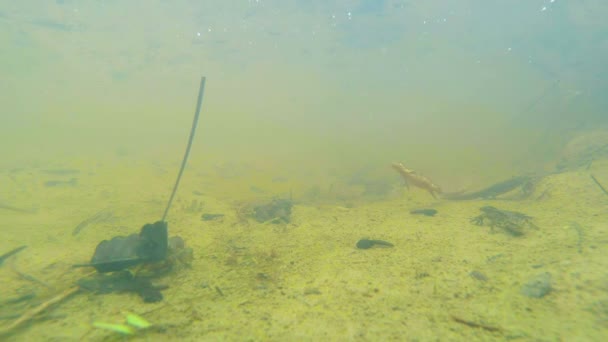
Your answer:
1;1;608;341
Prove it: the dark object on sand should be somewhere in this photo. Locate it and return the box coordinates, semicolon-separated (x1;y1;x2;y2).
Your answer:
74;221;168;273
73;77;205;307
76;235;190;303
590;174;608;197
252;198;293;223
356;239;394;249
76;77;206;275
471;206;537;237
442;176;532;200
0;246;27;267
410;208;437;217
77;271;167;303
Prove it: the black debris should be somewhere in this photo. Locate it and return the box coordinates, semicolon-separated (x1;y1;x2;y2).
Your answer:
77;271;167;303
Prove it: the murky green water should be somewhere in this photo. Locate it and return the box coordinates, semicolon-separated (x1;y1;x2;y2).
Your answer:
2;1;607;340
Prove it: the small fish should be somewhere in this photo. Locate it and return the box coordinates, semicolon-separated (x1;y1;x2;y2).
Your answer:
44;178;78;187
41;169;80;175
469;270;488;282
0;245;27;267
71;209;114;236
410;208;438;217
356;239;394;249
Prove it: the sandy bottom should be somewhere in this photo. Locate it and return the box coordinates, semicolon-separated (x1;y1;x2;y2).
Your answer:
1;158;607;341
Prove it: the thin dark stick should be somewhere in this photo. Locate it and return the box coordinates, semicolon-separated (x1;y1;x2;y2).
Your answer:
590;174;608;197
451;315;502;333
162;77;206;222
0;286;79;336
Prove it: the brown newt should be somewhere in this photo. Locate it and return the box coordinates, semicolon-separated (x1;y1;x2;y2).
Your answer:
391;163;442;198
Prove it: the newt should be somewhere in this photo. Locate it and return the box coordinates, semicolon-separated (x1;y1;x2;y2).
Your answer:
471;206;537;236
391;163;442;198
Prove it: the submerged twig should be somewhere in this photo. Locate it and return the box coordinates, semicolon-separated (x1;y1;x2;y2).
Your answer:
0;313;65;322
590;174;608;197
0;286;80;336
